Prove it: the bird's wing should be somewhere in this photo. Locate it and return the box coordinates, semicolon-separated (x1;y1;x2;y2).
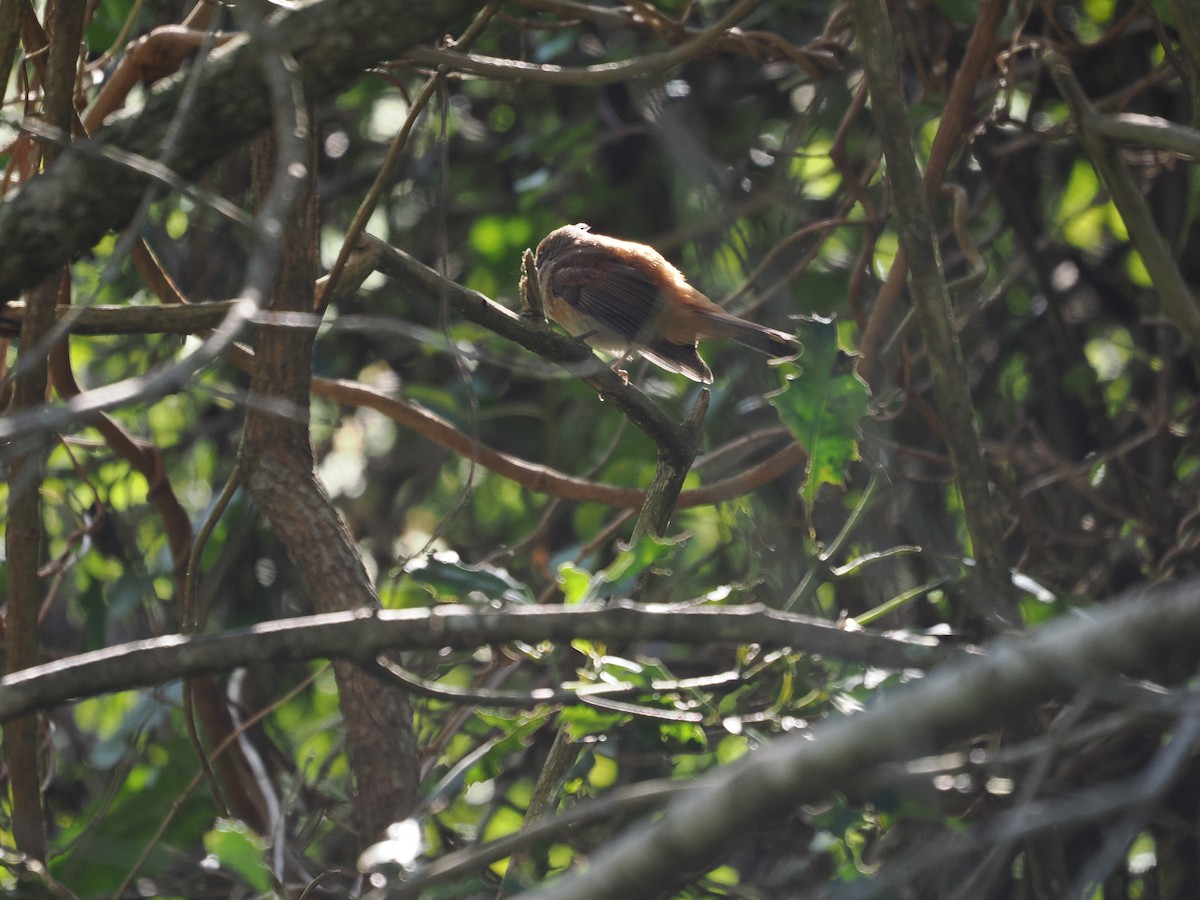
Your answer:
548;252;665;344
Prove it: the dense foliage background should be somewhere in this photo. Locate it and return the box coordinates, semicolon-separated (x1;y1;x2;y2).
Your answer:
4;0;1200;897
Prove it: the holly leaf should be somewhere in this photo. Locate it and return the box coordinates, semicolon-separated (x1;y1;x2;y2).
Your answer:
769;318;869;514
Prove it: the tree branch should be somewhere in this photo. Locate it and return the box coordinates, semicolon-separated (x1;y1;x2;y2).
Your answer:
528;578;1200;900
236;15;419;839
375;237;701;463
2;0;89;860
404;0;760;84
0;0;477;300
0;602;964;721
0;285;806;506
1046;49;1200;350
848;0;1018;627
856;0;1008;384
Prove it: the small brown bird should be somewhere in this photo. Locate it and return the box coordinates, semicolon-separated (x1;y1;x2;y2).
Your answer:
534;223;800;384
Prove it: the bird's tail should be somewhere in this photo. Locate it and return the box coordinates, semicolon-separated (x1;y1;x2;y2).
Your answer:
697;310;801;359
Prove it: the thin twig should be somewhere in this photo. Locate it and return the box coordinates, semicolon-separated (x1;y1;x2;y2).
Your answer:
405;0;760;85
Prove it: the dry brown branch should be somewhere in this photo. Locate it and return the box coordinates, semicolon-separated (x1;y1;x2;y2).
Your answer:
309;374;805;509
2;302;804;511
3;0;89;861
83;25;233;133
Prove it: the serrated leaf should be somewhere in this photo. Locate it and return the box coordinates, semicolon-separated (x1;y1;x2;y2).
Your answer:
770;319;869;510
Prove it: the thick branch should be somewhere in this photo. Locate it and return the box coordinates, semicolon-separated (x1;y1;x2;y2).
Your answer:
0;0;476;300
631;390;709;541
0;299;241;337
530;578;1200;900
0;603;963;720
3;0;89;860
239;112;418;837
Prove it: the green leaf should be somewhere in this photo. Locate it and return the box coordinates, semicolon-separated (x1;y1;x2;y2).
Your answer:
50;734;216;893
558;534;683;605
424;711;554;809
592;534;681;595
559;704;629;739
402;551;534;605
203;819;271;892
769;318;869;511
558;564;593;606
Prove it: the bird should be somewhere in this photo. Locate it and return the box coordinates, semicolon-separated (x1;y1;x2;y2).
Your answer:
533;223;800;384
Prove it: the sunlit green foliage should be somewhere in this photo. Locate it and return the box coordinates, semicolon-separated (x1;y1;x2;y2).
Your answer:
4;0;1200;895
